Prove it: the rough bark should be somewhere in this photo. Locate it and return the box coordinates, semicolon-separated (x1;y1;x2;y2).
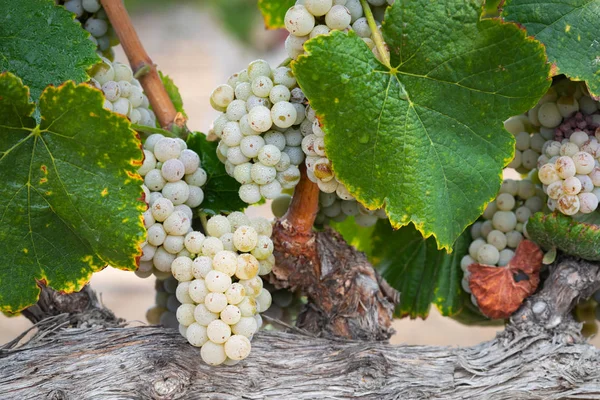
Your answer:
1;324;600;400
272;219;399;341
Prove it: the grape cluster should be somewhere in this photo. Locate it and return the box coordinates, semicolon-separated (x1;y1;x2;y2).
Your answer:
503;115;551;173
146;276;180;329
137;134;208;277
538;131;600;215
284;0;391;61
210;60;307;204
90;57;157;127
173;213;274;365
261;282;304;330
461;179;545;305
315;191;387;226
58;0;119;56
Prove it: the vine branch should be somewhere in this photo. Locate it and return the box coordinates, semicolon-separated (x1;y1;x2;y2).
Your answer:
360;0;391;68
282;164;320;237
100;0;183;132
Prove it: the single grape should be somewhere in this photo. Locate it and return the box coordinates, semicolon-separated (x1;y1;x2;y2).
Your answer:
285;5;316;37
200;341;227;366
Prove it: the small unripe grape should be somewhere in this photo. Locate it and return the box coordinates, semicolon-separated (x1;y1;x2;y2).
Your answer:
492;211;518;233
537;102;562;128
496;193;515;211
498;249;515;266
477;243;500;265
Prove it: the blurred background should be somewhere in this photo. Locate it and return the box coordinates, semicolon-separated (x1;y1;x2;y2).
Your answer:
1;0;597;348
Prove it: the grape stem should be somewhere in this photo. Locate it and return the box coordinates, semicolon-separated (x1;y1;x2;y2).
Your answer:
359;0;391;69
130;124;176;138
282;164;319;235
100;0;184;132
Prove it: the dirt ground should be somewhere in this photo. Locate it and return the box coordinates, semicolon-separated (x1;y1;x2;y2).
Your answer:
1;5;597;349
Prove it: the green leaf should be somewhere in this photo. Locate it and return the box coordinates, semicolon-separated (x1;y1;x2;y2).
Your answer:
527;212;600;261
372;221;471;318
329;217;376;258
159;71;187;119
503;0;600;97
258;0;295;29
293;1;550;251
0;73;145;312
186;132;246;215
0;0;99;102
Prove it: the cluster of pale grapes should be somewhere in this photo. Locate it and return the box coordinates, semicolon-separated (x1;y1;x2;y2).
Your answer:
461;179;545;306
59;0;119;57
284;0;392;61
137;134;208;277
210;60;307;204
538;131;600;215
315;191;387;226
146;276;180;329
90;57;156;127
503;115;551;173
173;213;274;365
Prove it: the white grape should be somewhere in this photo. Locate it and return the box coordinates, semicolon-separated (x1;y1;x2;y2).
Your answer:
162;181;190;205
194;303;218;326
163;235;185;254
224;335;252;361
235;254;260;280
239;184;262;204
578;192;599;213
171;257;193;282
226;100;247;122
233;226;259;252
200;341;227;366
186;323;208;347
153;247;176;272
240;135;266;158
85;18;108;37
258;145;282;167
285;5;316;36
234;82;253;101
220;305;242;325
498;249;515;266
238;297;258;317
325;5;351;30
271;101;297;129
207;215;232;238
185;186;204;208
211;84;235;109
233;163;253;185
272;67;297;89
161;159;185;182
251;76;274;98
176;282;194;304
163;211;191;235
185;169;208;187
231;317;258;338
572;151;595;174
259;180;283;200
477;243;500;265
178;150;200;174
537;102;562;128
202;237;225;258
206;319;232;344
176;304;196;326
225;283;246;305
154;138;182;162
555;156;577;179
205;292;228;313
248;106;273;133
247;59;272;80
205;270;233;293
188;279;209;304
250;163;277;185
255;289;272;313
557;194;580;215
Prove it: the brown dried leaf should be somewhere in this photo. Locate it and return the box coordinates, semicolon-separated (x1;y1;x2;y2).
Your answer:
468;240;543;319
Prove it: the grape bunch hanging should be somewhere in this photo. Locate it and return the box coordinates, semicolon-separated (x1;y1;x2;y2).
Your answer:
172;214;274;365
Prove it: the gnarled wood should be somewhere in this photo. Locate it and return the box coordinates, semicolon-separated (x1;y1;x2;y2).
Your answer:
1;324;600;400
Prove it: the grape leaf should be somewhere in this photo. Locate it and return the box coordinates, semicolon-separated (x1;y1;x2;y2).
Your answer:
0;73;145;312
372;221;471;319
527;212;600;261
503;0;600;97
186;132;246;215
293;0;550;251
468;240;543;319
159;71;187;119
0;0;99;103
258;0;295;29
